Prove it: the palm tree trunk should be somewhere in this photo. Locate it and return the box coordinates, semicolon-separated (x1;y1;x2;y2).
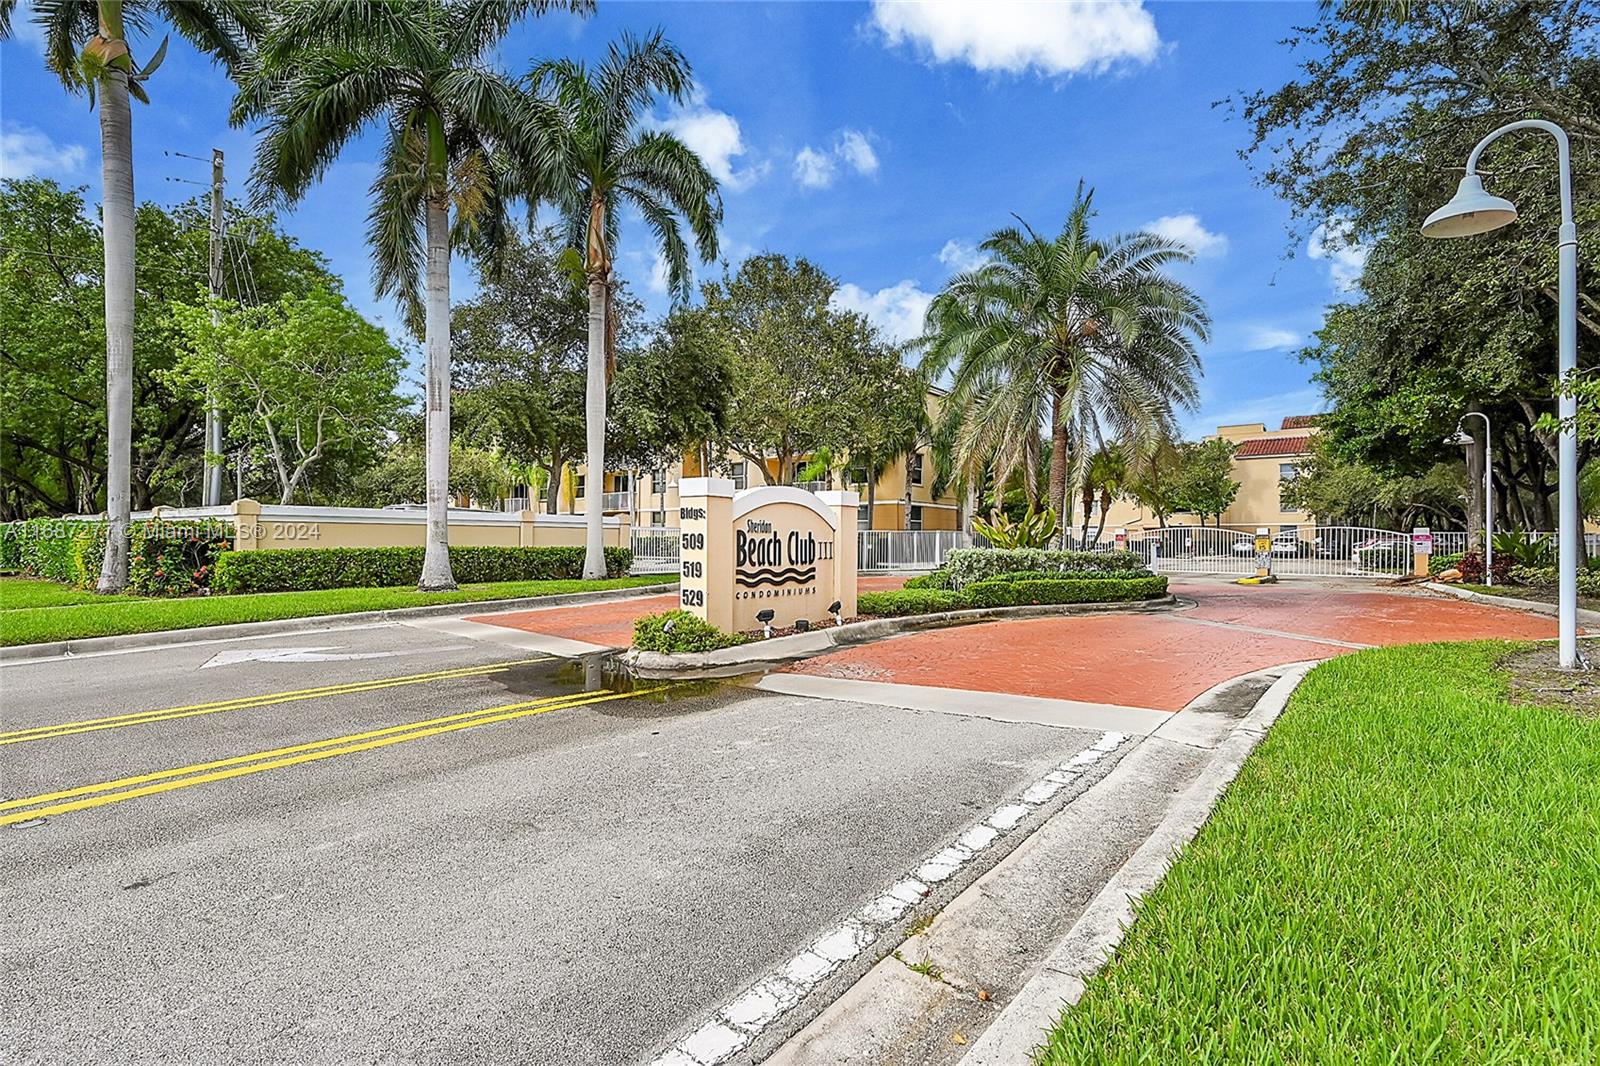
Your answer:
96;54;134;594
418;195;457;590
866;476;876;531
1092;488;1111;543
1048;389;1067;546
582;275;607;580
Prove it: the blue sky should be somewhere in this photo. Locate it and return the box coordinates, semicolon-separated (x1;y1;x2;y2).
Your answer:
1;1;1360;438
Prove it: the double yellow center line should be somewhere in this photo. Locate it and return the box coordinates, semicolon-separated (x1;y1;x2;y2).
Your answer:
0;657;554;746
1;685;653;826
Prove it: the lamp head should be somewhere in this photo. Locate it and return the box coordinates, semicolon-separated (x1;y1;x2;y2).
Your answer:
1421;174;1518;238
1445;430;1474;446
756;609;775;624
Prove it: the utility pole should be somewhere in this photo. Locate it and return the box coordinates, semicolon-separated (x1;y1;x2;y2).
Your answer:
204;148;226;506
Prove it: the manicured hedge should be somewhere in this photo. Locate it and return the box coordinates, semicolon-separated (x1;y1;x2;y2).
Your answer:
902;570;956;590
0;518;103;584
1;517;233;593
213;545;633;593
857;589;966;617
944;547;1143;587
1428;552;1465;576
859;575;1168;617
632;609;749;653
965;575;1168;608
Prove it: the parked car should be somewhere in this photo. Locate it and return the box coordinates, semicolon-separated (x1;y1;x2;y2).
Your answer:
1351;535;1410;571
1230;532;1313;557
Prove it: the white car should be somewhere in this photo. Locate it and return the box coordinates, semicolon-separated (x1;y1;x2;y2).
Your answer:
1230;533;1307;557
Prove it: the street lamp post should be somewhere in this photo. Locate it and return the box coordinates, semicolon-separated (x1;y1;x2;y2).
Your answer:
1447;413;1494;586
1422;119;1584;669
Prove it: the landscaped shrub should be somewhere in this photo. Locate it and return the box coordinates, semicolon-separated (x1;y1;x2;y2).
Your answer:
857;588;967;616
1454;549;1513;585
128;520;234;595
944;547;1143;587
1508;565;1600;597
632;609;748;653
1428;552;1465;576
0;518;103;585
212;545;633;594
964;575;1169;608
983;568;1156;584
902;569;956;590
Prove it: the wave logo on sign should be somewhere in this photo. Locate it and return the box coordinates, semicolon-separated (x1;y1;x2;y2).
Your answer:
736;522;817;588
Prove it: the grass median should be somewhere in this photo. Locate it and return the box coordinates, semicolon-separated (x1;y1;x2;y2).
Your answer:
0;575;674;647
1038;641;1600;1064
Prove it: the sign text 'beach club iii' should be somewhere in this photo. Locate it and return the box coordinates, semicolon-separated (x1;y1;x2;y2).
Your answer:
673;480;858;634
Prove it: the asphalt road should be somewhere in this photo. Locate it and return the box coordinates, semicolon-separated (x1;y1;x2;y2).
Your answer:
0;618;1108;1064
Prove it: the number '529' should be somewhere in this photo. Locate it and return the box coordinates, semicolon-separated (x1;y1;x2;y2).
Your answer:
681;589;704;607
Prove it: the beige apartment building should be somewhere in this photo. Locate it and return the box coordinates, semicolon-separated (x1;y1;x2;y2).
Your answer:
1096;416;1320;533
555;388;966;532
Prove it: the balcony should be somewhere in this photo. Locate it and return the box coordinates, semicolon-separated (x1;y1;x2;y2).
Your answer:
600;490;632;513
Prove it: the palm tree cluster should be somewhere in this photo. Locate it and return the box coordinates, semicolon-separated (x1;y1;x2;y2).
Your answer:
921;185;1209;542
2;0;721;591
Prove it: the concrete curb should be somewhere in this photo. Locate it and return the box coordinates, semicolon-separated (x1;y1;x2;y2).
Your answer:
1423;581;1600;624
957;659;1320;1065
0;581;676;665
620;596;1180;678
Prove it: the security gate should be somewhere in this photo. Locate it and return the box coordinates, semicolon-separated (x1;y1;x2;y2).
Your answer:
1131;525;1421;579
630;526;680;574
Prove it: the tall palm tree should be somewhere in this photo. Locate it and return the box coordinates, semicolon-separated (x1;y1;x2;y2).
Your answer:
523;31;721;580
231;0;589;590
2;0;256;591
922;186;1209;539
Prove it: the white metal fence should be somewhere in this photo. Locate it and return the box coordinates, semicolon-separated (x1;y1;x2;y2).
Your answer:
630;526;680;574
859;530;974;571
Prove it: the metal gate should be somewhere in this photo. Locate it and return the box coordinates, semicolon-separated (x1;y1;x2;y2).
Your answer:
1130;525;1418;579
630;526;680;574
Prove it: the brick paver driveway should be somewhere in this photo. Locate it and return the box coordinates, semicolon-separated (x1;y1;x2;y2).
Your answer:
784;579;1561;712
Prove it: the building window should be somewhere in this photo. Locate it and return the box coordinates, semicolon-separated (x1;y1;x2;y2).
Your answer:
847;467;868;486
1278;463;1298;511
909;452;924;486
730;461;748;491
651;510;666;527
909;505;924;531
611;471;630;492
648;467;667;488
574;474;586;497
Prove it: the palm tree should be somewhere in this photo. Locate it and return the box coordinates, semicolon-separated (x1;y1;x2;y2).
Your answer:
2;0;256;591
1079;443;1129;546
922;186;1209;541
231;0;589;590
523;31;721;580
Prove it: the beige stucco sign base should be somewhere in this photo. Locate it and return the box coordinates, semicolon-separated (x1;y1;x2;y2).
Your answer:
677;478;859;634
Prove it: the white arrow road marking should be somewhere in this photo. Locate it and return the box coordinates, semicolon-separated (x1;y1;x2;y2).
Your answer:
199;645;461;669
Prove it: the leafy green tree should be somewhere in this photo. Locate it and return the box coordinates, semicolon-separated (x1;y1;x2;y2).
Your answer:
1078;444;1128;545
451;225;592;513
1172;438;1240;527
171;290;405;503
525;30;721;579
697;255;888;487
233;0;588;590
1127;439;1185;528
3;0;258;590
0;179;341;517
833;357;928;529
922;185;1209;537
347;437;512;510
1237;1;1599;532
608;309;733;475
1279;440;1465;528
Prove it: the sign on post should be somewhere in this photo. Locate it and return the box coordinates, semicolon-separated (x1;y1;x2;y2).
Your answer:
675;479;858;635
1254;527;1273;578
1411;527;1433;577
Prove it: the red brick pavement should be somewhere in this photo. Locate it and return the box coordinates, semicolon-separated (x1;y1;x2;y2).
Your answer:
786;581;1562;711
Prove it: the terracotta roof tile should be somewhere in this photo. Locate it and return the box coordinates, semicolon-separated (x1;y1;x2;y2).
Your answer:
1280;415;1322;430
1236;435;1312;458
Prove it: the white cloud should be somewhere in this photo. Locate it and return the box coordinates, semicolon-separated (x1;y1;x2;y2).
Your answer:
657;96;767;193
793;146;836;190
0;124;87;180
869;0;1161;78
1143;213;1228;259
831;280;934;344
1240;325;1301;352
937;238;986;273
648;252;671;295
793;128;879;190
1308;218;1370;292
836;129;879;176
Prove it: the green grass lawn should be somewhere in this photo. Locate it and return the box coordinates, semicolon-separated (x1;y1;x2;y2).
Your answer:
0;575;673;647
1038;642;1600;1064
